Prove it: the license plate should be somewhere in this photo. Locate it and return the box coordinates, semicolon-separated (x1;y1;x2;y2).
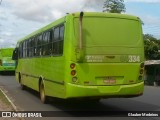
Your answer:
103;77;116;84
8;63;14;66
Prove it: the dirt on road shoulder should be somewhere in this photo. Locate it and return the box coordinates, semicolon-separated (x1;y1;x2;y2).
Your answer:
0;88;22;120
0;88;15;111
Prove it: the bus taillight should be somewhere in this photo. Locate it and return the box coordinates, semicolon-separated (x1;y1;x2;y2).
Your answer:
140;69;144;74
140;62;144;75
140;62;144;68
70;63;76;69
71;70;76;76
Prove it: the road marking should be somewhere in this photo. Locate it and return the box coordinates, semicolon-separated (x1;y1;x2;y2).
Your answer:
0;87;18;111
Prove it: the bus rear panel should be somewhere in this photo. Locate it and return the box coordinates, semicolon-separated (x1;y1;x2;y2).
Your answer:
66;13;144;98
0;48;15;72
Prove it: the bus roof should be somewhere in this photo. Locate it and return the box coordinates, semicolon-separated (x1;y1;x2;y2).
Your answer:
72;12;140;20
17;12;140;44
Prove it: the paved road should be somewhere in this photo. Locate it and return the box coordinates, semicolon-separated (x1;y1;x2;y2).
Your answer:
0;73;160;120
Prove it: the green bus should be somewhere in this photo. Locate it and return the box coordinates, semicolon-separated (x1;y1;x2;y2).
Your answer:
0;48;15;72
12;12;144;103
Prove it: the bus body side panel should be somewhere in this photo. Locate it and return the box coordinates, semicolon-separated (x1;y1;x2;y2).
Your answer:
16;57;67;98
44;16;73;98
16;59;39;91
15;17;69;99
44;57;66;98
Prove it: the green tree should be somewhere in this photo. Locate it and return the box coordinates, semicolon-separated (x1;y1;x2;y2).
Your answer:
103;0;126;13
144;34;160;60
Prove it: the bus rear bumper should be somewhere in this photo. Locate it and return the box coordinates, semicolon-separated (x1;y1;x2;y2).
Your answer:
66;82;144;98
0;66;15;71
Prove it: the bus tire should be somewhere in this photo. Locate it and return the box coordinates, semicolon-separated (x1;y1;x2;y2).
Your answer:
20;83;26;90
19;73;26;90
39;80;48;104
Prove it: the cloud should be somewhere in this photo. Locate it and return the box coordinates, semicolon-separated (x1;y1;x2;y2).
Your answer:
0;0;105;47
6;0;104;23
0;37;17;48
142;15;160;38
0;39;4;43
0;16;8;21
0;10;8;21
1;32;13;36
142;15;160;26
1;0;159;45
0;37;15;48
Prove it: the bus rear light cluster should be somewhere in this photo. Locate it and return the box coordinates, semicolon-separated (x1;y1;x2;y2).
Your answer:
70;63;76;69
140;62;144;68
70;63;76;76
139;62;144;75
140;69;144;74
138;76;143;80
139;62;144;80
70;63;78;82
72;77;77;82
71;70;76;76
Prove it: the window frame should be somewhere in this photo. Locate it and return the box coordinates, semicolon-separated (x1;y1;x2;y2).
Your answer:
18;22;65;59
52;24;65;56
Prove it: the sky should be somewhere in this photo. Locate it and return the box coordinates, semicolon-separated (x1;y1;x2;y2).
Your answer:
0;0;160;48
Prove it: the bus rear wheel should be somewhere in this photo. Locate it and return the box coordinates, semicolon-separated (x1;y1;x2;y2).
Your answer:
20;83;26;90
39;81;48;104
19;74;26;90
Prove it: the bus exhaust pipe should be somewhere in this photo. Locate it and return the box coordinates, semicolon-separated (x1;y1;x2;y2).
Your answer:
76;12;84;62
79;11;84;50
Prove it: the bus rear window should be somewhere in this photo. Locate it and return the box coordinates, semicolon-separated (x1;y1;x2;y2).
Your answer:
74;17;142;47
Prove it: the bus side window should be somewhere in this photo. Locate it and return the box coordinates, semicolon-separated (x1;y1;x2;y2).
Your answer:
19;42;23;58
28;39;31;57
42;33;46;56
37;34;42;56
22;41;26;58
60;25;64;40
59;25;64;54
12;48;18;60
30;38;34;57
34;36;38;56
26;40;30;57
46;31;52;55
53;25;64;56
54;27;59;41
48;30;52;55
53;27;59;55
42;31;51;56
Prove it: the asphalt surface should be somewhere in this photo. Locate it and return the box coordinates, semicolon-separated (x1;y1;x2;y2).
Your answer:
0;73;160;120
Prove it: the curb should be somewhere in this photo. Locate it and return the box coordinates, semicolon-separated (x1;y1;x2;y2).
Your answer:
0;87;26;120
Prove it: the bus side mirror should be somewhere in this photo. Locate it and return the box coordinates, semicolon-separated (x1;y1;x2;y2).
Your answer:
12;48;18;60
